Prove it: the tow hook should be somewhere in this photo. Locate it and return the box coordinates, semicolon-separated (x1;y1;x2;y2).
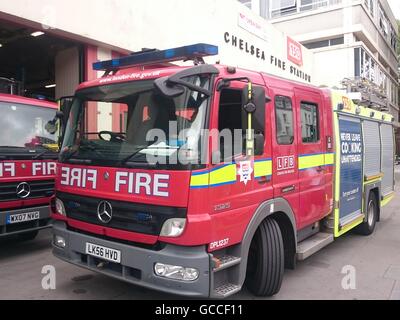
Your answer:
96;261;109;269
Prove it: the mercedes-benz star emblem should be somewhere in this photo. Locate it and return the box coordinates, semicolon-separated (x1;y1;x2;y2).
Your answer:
97;201;113;224
16;182;31;199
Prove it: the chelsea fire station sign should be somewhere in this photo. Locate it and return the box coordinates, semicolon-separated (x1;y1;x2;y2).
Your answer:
80;0;315;86
219;8;313;84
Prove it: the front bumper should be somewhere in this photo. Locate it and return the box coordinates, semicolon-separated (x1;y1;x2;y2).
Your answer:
0;205;52;237
52;221;212;297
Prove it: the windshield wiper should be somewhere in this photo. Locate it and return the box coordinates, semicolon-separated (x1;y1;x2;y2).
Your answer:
61;140;100;162
33;145;58;160
0;146;28;149
120;146;148;165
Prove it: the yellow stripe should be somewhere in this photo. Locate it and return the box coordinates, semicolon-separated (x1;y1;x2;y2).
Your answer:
335;216;364;237
364;173;383;182
210;164;237;186
254;160;272;178
299;154;325;170
381;193;395;207
325;153;334;166
190;172;209;188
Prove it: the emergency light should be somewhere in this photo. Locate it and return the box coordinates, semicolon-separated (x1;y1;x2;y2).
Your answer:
93;43;219;71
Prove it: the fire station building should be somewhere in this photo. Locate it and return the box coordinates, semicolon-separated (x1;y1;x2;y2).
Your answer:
0;0;398;149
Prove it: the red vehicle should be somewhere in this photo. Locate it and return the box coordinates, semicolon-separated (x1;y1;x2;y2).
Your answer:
0;94;58;241
52;44;395;298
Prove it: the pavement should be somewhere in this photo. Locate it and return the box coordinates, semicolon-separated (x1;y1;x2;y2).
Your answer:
1;169;400;300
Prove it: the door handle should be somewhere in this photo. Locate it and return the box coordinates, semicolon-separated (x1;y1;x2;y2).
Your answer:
282;185;296;194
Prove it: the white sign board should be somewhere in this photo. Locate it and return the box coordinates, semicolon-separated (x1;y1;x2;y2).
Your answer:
0;0;314;84
121;0;314;84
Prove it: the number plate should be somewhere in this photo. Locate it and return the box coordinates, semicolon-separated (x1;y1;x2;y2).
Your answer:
85;243;121;263
7;211;40;224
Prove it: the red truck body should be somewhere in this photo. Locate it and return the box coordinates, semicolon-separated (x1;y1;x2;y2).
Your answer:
51;45;394;298
0;94;58;239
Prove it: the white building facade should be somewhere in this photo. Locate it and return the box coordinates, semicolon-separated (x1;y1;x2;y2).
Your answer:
241;0;399;121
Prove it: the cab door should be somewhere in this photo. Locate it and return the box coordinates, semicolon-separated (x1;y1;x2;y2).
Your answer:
270;87;300;228
294;89;327;228
207;80;271;246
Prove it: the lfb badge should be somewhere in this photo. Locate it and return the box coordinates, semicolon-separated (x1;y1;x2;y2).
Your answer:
238;161;253;185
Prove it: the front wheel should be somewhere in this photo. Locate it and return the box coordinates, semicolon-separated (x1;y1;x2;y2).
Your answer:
245;218;284;296
355;192;378;236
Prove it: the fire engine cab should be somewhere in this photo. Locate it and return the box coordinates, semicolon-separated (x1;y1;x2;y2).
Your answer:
0;93;58;241
51;44;395;298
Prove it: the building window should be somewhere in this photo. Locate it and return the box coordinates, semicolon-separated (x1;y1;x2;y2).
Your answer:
301;102;319;143
304;36;344;49
378;5;389;36
239;0;252;9
364;0;374;17
270;0;297;17
275;96;294;145
354;47;361;77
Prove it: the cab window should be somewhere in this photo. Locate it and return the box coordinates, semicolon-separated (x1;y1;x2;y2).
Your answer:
301;102;319;143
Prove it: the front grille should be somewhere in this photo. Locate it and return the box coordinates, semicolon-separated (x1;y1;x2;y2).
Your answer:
58;192;187;236
0;180;55;202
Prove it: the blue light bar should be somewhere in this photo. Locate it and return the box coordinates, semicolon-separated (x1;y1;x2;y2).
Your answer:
93;43;219;71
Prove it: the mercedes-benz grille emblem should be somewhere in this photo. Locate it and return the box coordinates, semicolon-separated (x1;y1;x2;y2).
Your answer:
97;201;113;224
16;182;31;199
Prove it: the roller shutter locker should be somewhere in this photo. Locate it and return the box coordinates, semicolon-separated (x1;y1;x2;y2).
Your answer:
363;120;381;177
380;124;394;196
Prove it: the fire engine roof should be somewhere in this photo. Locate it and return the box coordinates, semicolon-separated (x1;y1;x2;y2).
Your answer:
0;93;57;109
77;64;274;91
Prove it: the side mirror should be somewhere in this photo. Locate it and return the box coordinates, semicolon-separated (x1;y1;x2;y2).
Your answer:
57;96;74;147
254;132;264;156
242;84;269;156
55;111;64;119
45;120;58;135
154;76;185;98
57;97;74;123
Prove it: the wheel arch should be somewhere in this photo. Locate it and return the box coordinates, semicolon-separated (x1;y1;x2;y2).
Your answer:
364;182;381;222
237;198;297;287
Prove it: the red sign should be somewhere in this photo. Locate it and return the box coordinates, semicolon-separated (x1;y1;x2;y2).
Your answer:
287;37;303;66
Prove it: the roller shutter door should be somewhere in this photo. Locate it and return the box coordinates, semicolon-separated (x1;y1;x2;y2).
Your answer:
363;120;381;177
380;124;394;196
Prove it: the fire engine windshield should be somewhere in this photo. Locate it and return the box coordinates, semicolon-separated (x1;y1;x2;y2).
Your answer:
61;75;211;168
0;101;59;158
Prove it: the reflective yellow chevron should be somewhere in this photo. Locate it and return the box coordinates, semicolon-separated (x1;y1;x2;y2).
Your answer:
190;159;273;189
190;171;210;189
299;153;334;170
209;164;237;186
254;159;272;178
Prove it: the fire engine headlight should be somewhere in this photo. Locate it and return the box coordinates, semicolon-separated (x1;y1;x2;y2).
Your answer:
55;198;66;216
154;263;199;281
160;218;186;237
53;235;66;248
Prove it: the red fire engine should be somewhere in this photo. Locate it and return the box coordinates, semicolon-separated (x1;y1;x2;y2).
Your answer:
0;93;58;241
51;44;395;298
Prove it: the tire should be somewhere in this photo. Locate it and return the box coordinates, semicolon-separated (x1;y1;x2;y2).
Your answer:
245;218;284;297
355;192;378;236
17;230;39;242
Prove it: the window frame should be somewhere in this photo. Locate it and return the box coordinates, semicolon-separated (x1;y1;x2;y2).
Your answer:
300;101;320;144
275;95;294;145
